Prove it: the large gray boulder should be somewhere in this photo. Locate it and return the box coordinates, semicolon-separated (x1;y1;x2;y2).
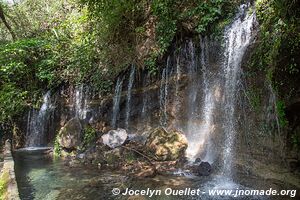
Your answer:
145;127;188;161
101;128;128;148
57;117;83;150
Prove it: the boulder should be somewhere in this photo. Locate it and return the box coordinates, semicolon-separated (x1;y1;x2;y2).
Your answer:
127;133;147;145
145;127;188;161
101;128;128;148
57;117;83;150
194;158;202;164
192;161;212;176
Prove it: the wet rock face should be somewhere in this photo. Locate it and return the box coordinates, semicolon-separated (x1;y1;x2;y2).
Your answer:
145;127;188;161
101;128;128;148
57;117;83;150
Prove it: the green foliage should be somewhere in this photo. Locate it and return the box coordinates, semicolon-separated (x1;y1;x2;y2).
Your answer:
253;0;300;93
189;0;236;34
124;151;137;163
0;0;77;41
54;134;61;157
0;38;57;122
246;88;262;113
291;132;300;149
0;170;9;200
151;0;177;55
151;0;241;55
249;0;300;136
81;125;97;150
145;52;160;75
275;100;288;127
0;84;27;122
0;38;58;85
80;0;144;72
80;0;241;69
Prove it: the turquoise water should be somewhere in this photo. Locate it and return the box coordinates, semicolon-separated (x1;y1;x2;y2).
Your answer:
14;149;289;200
14;148;127;200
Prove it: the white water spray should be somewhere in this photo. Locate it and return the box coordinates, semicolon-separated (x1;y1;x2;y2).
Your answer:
125;65;135;129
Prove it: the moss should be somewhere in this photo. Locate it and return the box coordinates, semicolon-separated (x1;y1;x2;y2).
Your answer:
0;170;9;200
81;125;97;151
275;100;288;128
146;128;187;161
291;126;300;149
53;134;61;158
246;87;262;113
104;149;121;165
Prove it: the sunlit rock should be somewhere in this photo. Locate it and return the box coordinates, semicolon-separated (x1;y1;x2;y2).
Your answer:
101;128;128;148
145;127;188;161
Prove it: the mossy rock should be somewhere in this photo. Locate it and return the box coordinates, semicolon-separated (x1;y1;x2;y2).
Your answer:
57;117;83;150
145;127;188;161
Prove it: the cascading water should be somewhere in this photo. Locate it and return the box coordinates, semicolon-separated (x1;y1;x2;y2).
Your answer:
159;56;170;127
141;73;150;121
125;65;135;129
199;36;217;163
221;4;256;177
74;85;89;120
185;37;217;163
175;56;181;101
185;40;201;160
26;91;52;147
184;4;256;173
111;77;124;128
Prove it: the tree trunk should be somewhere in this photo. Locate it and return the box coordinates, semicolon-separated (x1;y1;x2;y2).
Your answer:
0;4;16;40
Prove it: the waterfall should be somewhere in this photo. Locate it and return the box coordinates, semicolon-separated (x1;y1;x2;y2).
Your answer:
186;37;217;162
171;55;182;128
200;37;216;163
125;65;135;129
184;5;256;171
111;77;124;128
26;91;52;147
175;56;181;98
74;85;89;120
159;56;170;127
141;73;150;121
221;4;256;177
186;40;202;160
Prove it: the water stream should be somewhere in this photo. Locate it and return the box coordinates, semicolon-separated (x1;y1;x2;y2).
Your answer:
25;91;53;147
221;4;256;177
125;65;135;129
74;85;89;120
159;56;171;127
111;77;124;128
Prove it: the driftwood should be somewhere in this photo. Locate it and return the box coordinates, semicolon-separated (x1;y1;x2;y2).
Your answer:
121;145;155;167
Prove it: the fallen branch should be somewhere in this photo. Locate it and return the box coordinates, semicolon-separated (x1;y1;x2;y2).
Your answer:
121;146;155;167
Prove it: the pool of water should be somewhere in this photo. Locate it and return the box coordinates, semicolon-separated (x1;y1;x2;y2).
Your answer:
14;149;292;200
14;148;129;200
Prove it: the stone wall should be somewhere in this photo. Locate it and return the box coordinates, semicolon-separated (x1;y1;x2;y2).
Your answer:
0;140;20;200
